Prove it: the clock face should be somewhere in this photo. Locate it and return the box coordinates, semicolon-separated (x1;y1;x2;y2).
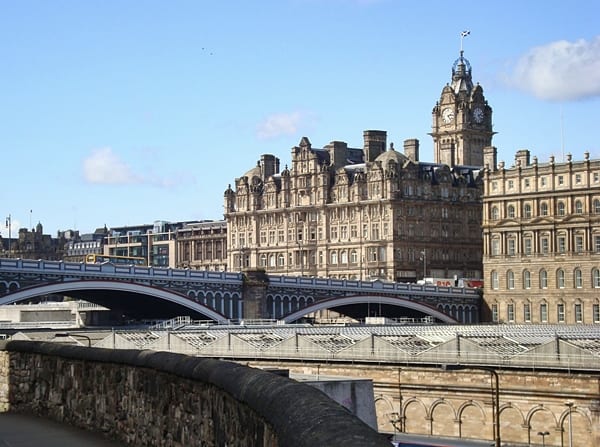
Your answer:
473;107;484;123
442;107;454;124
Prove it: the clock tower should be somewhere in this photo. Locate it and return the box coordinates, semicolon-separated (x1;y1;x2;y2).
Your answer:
430;50;494;167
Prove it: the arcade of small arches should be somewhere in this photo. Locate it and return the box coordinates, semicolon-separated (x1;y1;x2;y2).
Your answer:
379;396;593;446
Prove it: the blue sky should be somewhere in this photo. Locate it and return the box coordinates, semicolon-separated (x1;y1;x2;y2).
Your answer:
1;0;600;237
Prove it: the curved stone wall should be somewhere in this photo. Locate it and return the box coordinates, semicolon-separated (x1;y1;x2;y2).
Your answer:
0;341;389;447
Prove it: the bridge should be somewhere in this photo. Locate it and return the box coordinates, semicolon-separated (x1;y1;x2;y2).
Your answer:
0;258;481;324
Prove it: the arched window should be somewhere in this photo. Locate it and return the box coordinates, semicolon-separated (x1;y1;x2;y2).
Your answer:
491;271;499;290
507;205;515;218
574;268;583;288
507;270;515;289
269;254;276;267
523;203;532;218
340;250;348;264
540;202;549;216
557;201;566;216
491;206;499;220
575;200;584;214
330;251;338;264
350;249;358;264
260;254;267;267
557;269;565;288
278;253;285;267
523;270;531;289
540;269;548;289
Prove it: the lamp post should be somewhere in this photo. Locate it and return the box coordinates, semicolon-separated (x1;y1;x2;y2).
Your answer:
420;249;427;279
537;431;549;447
565;401;574;447
5;214;11;257
54;332;92;347
442;364;500;447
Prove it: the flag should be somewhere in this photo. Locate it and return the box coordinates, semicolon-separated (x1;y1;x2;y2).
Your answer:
461;30;470;37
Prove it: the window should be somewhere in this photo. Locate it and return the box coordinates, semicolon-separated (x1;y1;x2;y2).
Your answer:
508;180;514;190
491;206;499;220
507;304;515;322
492;304;498;323
540;270;548;289
575;268;583;288
594;304;600;323
558;175;564;186
540;202;549;216
507;239;516;256
491;239;500;256
575;173;582;184
491;271;499;290
575;235;584;253
540;303;548;322
330;251;338;264
541;177;547;187
507;205;515;218
524;238;532;255
523;270;531;289
557;202;566;216
507;270;515;289
541;237;549;254
595;236;600;253
278;253;285;267
557;303;565;323
593;269;600;288
524;303;531;322
557;269;565;288
558;236;566;253
575;303;583;323
524;178;530;188
260;254;267;267
524;203;532;218
595;173;600;183
575;200;583;214
340;250;348;264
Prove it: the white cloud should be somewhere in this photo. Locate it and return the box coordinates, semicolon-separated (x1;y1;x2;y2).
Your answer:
508;36;600;101
83;147;141;185
256;111;312;140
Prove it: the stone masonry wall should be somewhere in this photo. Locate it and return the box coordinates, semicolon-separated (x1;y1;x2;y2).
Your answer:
0;341;389;447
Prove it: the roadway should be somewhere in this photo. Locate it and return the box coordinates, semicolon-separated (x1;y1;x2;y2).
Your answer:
0;413;125;447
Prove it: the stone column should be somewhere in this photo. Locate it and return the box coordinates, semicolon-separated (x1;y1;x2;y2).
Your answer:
242;269;270;320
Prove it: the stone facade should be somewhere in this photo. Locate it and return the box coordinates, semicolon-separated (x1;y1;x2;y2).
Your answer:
483;150;600;324
247;360;600;447
0;341;389;447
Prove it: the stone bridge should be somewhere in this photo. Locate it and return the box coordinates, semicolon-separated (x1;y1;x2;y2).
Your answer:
0;258;481;323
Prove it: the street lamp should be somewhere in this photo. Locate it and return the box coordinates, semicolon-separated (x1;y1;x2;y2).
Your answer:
537;431;550;447
5;214;11;257
54;332;92;347
442;364;500;447
565;401;574;447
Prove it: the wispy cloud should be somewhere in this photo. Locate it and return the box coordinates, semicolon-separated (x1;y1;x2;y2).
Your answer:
256;111;314;140
507;36;600;101
83;147;142;185
82;147;194;188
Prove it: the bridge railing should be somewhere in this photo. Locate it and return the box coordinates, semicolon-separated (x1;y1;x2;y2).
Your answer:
0;258;243;282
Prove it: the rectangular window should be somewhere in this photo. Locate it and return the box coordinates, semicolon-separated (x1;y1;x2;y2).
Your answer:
541;237;549;254
492;304;498;323
524;238;532;255
558;175;564;186
575;304;583;323
541;177;547;187
507;239;516;256
507;304;515;322
595;173;600;183
557;304;565;323
575;174;582;184
575;236;584;253
524;303;531;322
540;303;548;322
508;180;514;189
595;236;600;253
524;178;530;188
491;239;500;256
558;236;566;253
594;304;600;323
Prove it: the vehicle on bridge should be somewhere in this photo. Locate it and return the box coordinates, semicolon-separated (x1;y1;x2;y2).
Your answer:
85;254;146;266
417;277;483;288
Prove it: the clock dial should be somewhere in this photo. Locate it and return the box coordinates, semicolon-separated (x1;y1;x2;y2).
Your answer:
473;107;484;123
442;107;454;124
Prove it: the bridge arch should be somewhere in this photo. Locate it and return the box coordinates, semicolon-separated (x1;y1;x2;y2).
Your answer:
0;280;227;323
281;295;457;323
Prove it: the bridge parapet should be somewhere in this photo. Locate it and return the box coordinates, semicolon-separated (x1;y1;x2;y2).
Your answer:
0;340;389;447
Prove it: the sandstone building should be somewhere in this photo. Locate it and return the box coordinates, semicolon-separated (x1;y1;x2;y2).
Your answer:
483;150;600;324
223;50;491;282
